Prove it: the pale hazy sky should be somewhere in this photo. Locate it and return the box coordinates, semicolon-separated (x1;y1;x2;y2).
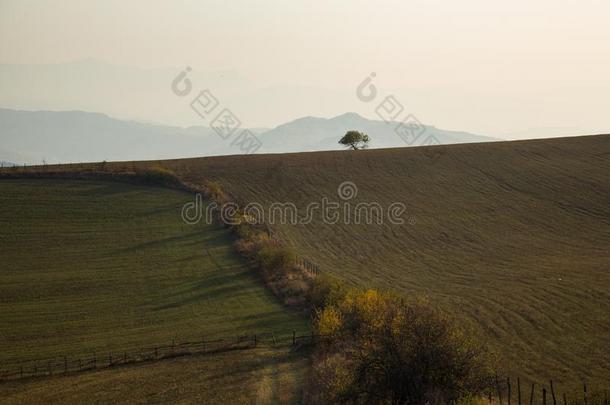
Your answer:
1;0;609;137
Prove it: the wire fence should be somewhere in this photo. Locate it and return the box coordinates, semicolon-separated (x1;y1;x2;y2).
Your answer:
1;332;607;404
0;330;318;383
485;375;608;405
296;256;321;276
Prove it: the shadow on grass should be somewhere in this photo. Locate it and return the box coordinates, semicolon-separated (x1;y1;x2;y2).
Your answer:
121;227;236;255
151;273;264;311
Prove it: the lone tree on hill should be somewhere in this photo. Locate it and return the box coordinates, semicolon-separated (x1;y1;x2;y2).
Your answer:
339;130;370;150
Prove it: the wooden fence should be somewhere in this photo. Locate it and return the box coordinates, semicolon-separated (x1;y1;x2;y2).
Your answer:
1;332;607;404
0;330;318;383
485;375;608;405
295;256;321;276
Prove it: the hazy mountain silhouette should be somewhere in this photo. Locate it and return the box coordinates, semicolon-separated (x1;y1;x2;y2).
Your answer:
0;108;241;164
0;108;497;164
257;112;498;153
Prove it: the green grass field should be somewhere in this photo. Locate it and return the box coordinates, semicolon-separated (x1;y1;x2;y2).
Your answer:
133;134;609;387
0;179;307;367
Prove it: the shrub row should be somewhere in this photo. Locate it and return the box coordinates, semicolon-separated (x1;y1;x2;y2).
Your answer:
201;183;323;310
0;165;183;189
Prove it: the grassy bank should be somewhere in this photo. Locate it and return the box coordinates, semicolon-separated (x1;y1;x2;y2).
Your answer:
0;179;308;367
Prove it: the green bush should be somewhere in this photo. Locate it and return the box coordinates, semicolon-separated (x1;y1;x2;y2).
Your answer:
258;245;296;277
307;273;347;310
139;167;181;187
205;181;227;203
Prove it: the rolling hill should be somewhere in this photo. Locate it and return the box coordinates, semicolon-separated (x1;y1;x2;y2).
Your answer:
135;134;609;387
1;134;608;390
0;179;307;366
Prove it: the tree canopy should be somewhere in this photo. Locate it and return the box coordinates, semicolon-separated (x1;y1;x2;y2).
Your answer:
339;130;370;150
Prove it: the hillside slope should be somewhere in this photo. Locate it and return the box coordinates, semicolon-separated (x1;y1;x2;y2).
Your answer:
147;134;610;386
0;179;306;366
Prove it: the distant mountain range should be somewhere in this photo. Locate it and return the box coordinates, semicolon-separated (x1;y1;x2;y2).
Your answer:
259;112;497;153
0;108;498;164
1;59;602;141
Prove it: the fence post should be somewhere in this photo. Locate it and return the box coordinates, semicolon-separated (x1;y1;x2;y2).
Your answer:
563;393;567;405
530;383;535;405
517;378;522;405
583;383;588;405
507;377;511;405
496;373;503;405
550;380;557;405
543;388;547;405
